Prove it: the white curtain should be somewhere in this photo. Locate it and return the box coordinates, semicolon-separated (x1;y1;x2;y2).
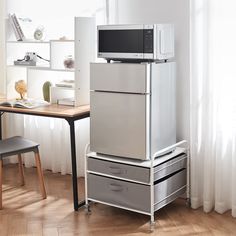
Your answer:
190;0;236;216
106;0;118;24
23;116;90;176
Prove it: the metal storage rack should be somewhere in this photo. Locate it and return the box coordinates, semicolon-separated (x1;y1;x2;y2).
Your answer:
85;140;190;229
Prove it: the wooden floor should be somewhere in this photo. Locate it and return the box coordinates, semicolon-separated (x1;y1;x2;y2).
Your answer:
0;164;236;236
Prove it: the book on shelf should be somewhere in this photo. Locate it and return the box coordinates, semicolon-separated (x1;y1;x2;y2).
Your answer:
9;14;21;41
9;13;26;41
57;97;75;106
0;99;49;109
55;80;75;88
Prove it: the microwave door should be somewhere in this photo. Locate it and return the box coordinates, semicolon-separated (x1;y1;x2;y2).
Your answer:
98;29;145;60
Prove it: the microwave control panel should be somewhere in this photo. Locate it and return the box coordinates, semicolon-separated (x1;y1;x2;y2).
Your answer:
144;29;153;53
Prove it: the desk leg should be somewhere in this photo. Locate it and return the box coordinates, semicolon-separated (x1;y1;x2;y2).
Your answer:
67;118;85;211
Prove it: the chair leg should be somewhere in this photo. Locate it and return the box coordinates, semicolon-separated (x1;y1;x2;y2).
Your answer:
34;152;47;199
0;160;2;210
18;154;25;186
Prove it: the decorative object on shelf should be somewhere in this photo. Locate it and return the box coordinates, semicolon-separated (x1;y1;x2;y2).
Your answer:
34;25;45;41
42;81;52;102
13;52;49;66
15;80;27;99
59;36;69;41
14;52;37;66
63;55;74;69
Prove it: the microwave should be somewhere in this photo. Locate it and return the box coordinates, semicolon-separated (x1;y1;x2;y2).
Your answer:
97;24;174;62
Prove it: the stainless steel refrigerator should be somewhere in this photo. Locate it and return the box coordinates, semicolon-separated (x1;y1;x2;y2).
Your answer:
90;61;176;160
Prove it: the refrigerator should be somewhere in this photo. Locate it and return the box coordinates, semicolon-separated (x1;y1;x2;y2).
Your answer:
90;61;176;160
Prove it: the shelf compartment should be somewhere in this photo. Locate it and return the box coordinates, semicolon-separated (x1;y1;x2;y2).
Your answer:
26;69;74;100
50;40;74;70
6;43;50;67
50;86;75;104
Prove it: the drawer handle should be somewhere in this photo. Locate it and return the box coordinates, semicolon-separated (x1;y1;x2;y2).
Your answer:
108;184;123;191
109;166;123;174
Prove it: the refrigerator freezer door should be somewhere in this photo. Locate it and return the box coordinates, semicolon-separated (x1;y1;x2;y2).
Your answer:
90;63;150;93
90;91;149;160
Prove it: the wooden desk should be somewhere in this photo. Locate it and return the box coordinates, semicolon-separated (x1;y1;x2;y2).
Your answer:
0;102;90;211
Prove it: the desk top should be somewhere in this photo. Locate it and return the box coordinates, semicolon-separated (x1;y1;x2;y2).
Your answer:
0;96;90;119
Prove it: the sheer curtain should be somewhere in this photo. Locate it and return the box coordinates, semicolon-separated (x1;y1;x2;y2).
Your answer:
4;0;107;176
190;0;236;216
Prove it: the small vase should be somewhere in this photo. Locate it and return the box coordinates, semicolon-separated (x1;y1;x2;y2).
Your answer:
63;55;74;69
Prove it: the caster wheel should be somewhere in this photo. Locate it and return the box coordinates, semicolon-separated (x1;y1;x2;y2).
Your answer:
149;221;155;232
186;198;191;208
85;205;91;215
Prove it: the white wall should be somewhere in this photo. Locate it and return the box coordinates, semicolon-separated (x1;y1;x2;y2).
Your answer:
0;0;6;94
6;0;106;41
116;0;190;141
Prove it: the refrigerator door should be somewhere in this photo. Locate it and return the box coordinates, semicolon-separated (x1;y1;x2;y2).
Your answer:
90;63;150;93
90;91;149;160
150;62;176;156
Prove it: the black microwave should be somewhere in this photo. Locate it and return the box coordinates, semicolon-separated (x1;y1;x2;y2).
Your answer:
97;24;174;62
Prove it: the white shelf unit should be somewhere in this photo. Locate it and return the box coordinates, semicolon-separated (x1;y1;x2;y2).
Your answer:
6;17;95;106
